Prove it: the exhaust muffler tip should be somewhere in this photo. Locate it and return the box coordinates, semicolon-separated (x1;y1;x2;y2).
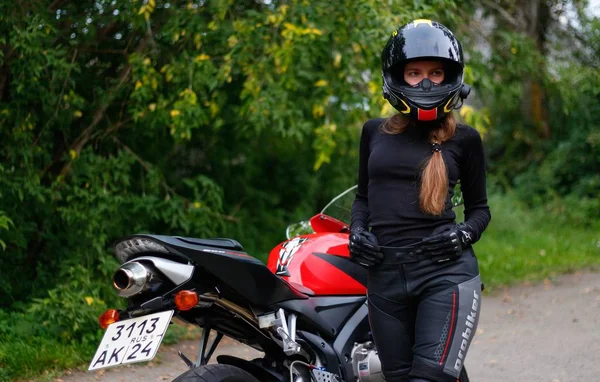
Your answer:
113;262;152;297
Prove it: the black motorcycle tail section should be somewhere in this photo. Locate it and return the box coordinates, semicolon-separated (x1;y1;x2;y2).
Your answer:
121;235;308;306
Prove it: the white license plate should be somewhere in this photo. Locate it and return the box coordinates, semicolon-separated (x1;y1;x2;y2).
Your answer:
88;310;174;371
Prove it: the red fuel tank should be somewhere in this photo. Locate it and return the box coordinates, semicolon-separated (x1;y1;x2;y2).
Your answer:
267;232;367;296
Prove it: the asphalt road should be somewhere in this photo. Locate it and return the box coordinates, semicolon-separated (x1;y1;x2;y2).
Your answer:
56;271;600;382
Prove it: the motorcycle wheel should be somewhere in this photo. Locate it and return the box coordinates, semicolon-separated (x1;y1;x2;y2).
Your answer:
172;364;261;382
460;366;470;382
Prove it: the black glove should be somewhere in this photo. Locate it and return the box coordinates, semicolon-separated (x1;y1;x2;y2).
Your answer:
348;227;384;268
420;223;474;262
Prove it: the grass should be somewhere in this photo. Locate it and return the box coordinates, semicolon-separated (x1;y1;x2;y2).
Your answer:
468;193;600;293
1;321;201;382
0;338;89;382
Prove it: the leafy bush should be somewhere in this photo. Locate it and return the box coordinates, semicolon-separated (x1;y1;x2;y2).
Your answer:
27;264;121;345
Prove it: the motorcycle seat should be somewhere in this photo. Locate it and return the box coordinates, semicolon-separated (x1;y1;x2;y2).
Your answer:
175;236;244;251
286;280;315;297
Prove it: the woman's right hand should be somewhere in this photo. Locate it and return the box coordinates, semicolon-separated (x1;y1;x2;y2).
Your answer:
348;227;384;268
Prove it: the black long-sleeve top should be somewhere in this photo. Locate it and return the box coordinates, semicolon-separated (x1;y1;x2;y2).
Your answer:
350;118;491;247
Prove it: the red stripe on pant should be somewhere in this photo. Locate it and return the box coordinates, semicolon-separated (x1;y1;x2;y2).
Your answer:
439;291;457;365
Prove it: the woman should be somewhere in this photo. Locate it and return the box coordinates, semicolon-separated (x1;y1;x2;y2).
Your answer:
349;20;491;382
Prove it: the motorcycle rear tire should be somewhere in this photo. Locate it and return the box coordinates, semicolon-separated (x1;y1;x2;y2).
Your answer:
172;364;261;382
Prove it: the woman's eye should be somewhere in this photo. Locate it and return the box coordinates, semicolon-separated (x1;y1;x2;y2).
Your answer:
431;70;444;77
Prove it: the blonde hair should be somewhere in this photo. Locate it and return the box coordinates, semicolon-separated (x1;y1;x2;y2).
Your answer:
381;113;457;215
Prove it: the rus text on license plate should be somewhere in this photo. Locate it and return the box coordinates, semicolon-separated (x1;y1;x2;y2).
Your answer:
88;310;174;371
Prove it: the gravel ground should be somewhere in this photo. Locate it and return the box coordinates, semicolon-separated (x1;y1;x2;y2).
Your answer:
55;271;600;382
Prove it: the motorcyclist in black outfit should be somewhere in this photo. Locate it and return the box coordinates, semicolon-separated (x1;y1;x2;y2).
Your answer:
349;20;491;382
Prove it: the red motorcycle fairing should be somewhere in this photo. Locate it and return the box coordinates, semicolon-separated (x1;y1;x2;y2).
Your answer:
267;231;368;296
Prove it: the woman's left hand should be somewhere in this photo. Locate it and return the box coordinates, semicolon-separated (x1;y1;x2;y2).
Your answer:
420;223;474;261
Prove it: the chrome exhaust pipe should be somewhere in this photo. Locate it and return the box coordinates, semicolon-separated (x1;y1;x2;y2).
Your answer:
197;292;270;340
198;292;258;326
113;262;161;297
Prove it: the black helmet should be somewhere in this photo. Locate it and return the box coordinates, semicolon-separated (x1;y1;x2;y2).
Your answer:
381;19;471;121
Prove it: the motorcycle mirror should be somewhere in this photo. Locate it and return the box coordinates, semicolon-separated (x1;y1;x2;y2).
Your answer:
285;221;313;240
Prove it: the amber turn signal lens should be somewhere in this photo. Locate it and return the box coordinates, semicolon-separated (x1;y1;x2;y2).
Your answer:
99;309;120;330
174;290;199;311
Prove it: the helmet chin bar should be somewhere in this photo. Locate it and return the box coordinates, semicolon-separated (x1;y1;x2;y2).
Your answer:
382;77;471;121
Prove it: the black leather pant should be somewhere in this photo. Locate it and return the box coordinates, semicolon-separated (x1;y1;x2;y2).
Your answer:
367;248;481;382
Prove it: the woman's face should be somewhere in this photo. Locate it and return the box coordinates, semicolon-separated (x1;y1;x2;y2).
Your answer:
403;60;445;86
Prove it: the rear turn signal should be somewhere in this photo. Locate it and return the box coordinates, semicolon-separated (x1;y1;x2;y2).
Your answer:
174;290;198;311
99;309;120;329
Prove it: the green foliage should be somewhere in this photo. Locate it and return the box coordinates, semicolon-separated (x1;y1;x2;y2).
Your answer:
510;63;600;217
162;321;202;346
27;263;121;345
0;257;123;381
452;1;600;217
0;210;13;250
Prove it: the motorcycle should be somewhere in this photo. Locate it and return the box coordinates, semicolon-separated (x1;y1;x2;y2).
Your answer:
88;185;470;381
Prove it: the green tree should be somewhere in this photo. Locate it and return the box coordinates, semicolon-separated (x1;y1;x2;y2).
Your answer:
0;1;458;378
449;0;600;217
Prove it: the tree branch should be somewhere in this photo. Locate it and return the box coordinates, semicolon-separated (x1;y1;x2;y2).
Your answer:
49;0;68;11
60;66;132;170
56;37;149;178
34;48;78;146
0;65;9;103
0;44;16;102
112;137;240;223
77;47;128;55
110;136;177;198
481;0;522;29
95;21;119;45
